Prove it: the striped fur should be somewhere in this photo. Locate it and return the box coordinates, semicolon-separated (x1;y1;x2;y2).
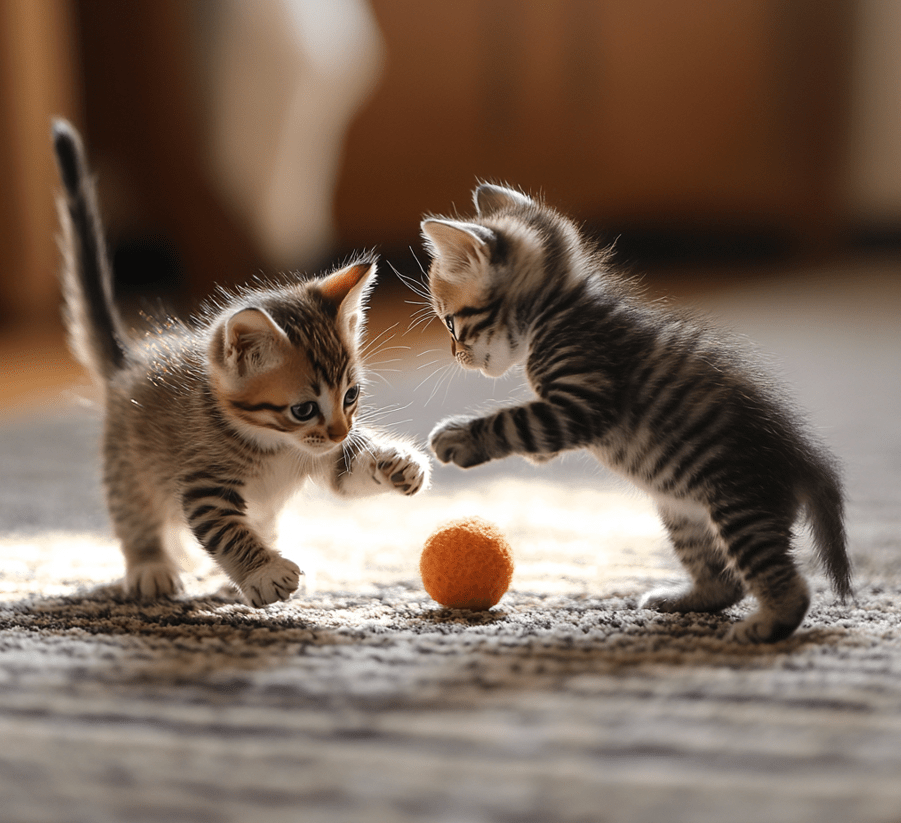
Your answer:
52;120;429;607
422;183;850;643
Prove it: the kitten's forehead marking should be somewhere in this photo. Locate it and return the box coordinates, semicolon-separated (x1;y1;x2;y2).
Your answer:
431;276;485;317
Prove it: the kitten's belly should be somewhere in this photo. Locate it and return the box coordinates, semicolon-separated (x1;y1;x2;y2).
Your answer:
587;441;710;522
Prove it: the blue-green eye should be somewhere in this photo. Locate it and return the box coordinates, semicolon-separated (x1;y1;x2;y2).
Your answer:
344;385;360;407
444;316;456;338
290;401;319;422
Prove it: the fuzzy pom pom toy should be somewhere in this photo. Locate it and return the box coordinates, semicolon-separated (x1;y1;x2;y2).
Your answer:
420;516;514;610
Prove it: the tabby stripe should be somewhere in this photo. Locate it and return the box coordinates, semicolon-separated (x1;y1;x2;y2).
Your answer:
684;454;731;492
546;381;607;414
467;307;502;340
490;413;511;450
182;485;246;510
741;543;789;580
719;511;767;541
532;288;585;329
223;533;253;566
711;500;754;522
727;530;770;559
545;392;591;435
469;416;490;442
190;519;223;544
634;400;720;480
456;298;502;320
230;401;287;414
763;564;798;592
633;343;695;409
531;402;565;451
660;407;728;484
643;375;699;436
512;407;537;452
207;524;236;552
665;446;722;491
540;360;592;387
189;504;229;520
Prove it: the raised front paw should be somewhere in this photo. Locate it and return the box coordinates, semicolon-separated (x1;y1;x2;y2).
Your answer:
429;416;487;468
374;445;431;496
239;555;302;608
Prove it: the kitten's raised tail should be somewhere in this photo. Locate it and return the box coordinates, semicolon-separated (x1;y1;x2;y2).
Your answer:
803;459;852;602
52;118;128;386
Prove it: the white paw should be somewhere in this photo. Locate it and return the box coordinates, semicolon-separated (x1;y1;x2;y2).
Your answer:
374;446;431;496
639;586;690;613
429;416;485;468
125;562;183;599
239;556;302;608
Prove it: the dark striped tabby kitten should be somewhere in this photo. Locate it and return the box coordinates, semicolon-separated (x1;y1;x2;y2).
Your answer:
421;183;850;643
52;120;429;607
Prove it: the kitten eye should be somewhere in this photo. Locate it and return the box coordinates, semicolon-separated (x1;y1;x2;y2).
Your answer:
343;385;360;407
290;401;319;422
444;316;456;338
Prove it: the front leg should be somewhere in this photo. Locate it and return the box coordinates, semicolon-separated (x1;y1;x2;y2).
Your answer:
330;429;431;497
430;400;581;469
182;479;301;607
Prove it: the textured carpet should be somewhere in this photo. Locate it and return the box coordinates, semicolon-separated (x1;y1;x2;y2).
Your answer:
1;263;900;823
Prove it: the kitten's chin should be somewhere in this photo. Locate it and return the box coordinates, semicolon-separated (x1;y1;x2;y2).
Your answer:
480;357;517;378
456;353;505;377
295;439;343;457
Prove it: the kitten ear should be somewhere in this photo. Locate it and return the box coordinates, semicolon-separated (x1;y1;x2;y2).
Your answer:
473;184;532;216
319;260;377;308
222;307;289;374
319;260;378;341
421;218;496;271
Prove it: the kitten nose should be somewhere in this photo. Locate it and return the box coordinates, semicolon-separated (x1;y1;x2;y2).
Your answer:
327;423;349;443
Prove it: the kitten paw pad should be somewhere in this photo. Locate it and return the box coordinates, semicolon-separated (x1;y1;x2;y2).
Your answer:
429;418;485;468
125;562;182;599
375;451;430;495
240;556;302;608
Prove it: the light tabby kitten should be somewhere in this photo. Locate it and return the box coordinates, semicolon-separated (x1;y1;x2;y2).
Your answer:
422;183;850;643
53;120;429;607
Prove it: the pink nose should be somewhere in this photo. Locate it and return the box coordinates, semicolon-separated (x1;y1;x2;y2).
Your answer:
327;424;348;443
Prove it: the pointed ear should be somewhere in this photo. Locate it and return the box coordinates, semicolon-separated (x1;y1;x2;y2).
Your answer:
222;307;289;374
473;183;532;216
319;260;378;341
421;218;496;272
319;260;377;307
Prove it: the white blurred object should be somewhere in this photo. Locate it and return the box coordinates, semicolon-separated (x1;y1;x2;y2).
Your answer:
205;0;383;268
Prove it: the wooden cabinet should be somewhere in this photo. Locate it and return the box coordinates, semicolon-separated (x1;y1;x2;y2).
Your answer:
335;0;852;256
0;0;854;326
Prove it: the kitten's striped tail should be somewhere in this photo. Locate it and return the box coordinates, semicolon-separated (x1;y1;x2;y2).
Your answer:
802;458;852;602
52;119;128;385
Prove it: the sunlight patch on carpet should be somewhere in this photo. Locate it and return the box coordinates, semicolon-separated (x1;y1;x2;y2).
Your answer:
1;477;669;604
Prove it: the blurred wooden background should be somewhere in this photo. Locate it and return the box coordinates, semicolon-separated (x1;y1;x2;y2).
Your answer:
0;0;864;330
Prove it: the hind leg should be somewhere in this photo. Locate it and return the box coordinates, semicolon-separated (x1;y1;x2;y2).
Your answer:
711;504;810;643
640;504;745;614
105;456;181;599
113;509;182;599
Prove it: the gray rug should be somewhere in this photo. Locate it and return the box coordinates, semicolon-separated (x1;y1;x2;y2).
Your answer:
1;263;900;823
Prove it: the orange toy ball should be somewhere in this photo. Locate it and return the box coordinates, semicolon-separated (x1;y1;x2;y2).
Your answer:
420;516;514;610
